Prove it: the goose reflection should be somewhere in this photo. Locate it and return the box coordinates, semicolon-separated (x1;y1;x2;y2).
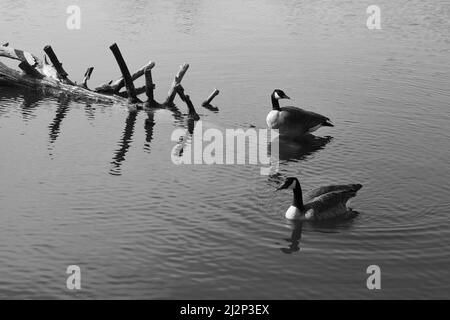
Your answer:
280;220;303;254
271;134;333;162
279;211;360;255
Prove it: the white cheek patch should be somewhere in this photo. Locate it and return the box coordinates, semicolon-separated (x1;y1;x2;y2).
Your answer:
274;92;281;99
288;181;296;190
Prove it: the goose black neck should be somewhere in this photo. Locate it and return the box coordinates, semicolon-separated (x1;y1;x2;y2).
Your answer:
271;94;280;111
292;183;304;210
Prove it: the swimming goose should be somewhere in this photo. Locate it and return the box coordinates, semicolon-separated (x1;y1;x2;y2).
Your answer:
266;89;333;139
276;177;362;221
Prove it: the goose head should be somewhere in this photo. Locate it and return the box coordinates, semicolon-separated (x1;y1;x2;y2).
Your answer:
276;177;300;191
272;89;290;100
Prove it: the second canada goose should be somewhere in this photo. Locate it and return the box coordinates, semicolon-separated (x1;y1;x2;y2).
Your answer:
276;177;362;221
266;89;333;139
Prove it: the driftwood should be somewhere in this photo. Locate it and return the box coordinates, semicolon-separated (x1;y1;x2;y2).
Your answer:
95;61;155;95
43;45;75;85
202;88;219;106
0;43;207;119
175;84;200;121
108;43;140;103
0;44;126;104
81;67;94;89
165;63;189;105
144;66;156;108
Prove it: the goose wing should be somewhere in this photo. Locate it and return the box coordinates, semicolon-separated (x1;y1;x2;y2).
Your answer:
279;106;332;133
304;184;363;203
306;189;361;221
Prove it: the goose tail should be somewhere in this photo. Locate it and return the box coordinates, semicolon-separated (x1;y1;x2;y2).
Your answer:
346;184;363;197
322;120;334;127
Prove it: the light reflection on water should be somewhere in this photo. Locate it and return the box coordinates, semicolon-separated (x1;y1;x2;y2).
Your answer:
0;0;449;299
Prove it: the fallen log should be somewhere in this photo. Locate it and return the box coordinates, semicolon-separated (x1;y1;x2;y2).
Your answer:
1;43;211;117
0;44;128;104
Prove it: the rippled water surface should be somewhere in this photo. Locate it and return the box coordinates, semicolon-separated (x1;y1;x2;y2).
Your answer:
0;0;449;299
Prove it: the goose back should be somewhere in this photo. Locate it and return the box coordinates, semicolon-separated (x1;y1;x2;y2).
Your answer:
277;106;332;136
304;184;363;203
305;189;359;220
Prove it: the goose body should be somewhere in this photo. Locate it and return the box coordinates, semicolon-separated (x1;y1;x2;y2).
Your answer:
266;89;333;139
277;177;362;221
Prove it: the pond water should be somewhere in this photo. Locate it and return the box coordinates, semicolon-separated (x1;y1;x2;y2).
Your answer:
0;0;449;299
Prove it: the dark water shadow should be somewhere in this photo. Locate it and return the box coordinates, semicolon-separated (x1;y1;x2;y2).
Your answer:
1;88;208;176
144;110;155;153
109;102;200;176
202;103;219;113
84;104;96;122
0;87;45;121
109;110;138;176
48;95;71;145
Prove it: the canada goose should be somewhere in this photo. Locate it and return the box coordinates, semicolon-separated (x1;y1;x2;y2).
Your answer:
266;89;333;139
276;177;362;221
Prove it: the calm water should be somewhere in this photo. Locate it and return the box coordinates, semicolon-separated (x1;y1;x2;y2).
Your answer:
0;0;449;299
